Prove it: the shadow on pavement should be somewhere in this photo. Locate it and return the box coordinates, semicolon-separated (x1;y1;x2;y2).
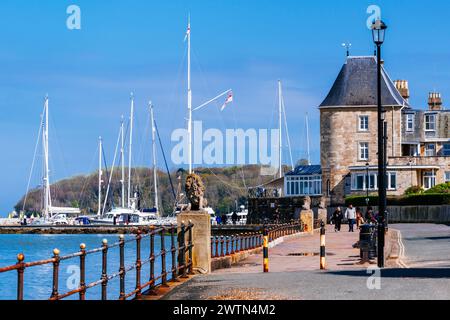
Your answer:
326;268;450;279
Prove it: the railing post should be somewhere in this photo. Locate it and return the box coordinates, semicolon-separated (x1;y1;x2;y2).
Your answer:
171;225;178;281
150;227;155;291
135;231;142;299
214;236;219;258
225;236;230;256
51;248;60;300
210;236;214;258
161;227;167;286
239;233;244;252
178;222;186;277
119;235;126;300
220;236;225;257
16;253;25;301
231;236;235;255
101;239;108;300
188;221;193;275
79;243;86;300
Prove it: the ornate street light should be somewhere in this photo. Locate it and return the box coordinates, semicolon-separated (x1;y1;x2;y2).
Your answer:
371;19;387;45
371;18;388;268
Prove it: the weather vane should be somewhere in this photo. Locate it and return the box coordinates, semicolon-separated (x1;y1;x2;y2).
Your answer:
342;42;352;57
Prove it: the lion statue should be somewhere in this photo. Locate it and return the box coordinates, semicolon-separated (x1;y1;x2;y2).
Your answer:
185;173;207;211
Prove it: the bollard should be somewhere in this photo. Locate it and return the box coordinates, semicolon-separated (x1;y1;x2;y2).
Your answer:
320;222;326;270
263;226;269;273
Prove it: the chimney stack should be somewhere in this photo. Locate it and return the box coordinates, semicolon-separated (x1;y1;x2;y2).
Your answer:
394;80;410;101
428;92;443;111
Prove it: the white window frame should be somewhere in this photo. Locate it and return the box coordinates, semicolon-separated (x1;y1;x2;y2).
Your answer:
406;114;414;132
425;114;436;131
359;142;369;161
445;172;450;183
286;175;322;196
351;171;396;191
359;115;369;131
423;171;436;190
425;143;436;157
387;172;397;190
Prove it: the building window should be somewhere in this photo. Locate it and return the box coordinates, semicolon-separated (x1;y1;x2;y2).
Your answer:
359;142;369;161
445;172;450;183
425;144;436;156
406;114;414;132
423;171;436;190
388;172;397;190
351;172;377;191
359;115;369;131
443;143;450;156
351;172;396;191
425;114;436;131
286;175;322;196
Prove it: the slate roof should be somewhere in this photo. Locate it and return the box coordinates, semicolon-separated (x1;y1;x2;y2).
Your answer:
285;165;322;176
319;56;409;108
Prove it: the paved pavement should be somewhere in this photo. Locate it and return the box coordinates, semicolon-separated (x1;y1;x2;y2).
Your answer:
163;224;450;300
390;223;450;268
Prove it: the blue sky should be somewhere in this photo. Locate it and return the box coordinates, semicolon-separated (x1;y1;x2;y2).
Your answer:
1;0;449;214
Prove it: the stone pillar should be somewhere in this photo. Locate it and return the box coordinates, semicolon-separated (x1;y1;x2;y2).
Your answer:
300;210;314;235
177;211;211;274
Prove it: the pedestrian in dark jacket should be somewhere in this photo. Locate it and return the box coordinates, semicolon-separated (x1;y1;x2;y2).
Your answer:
331;207;343;232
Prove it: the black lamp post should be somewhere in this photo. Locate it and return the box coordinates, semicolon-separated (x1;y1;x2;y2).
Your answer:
371;19;387;268
365;162;370;207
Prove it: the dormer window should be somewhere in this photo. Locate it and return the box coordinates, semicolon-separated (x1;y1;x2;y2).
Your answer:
406;114;414;132
425;114;436;131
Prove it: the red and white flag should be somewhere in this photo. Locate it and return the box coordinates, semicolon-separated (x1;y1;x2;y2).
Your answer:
184;24;191;42
221;91;233;111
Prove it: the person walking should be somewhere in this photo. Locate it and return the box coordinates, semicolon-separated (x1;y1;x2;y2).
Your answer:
331;207;343;232
345;204;356;232
356;208;365;229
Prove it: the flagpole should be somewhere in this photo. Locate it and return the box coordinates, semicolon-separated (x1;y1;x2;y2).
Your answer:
187;16;193;174
128;93;134;208
193;89;232;111
278;80;283;179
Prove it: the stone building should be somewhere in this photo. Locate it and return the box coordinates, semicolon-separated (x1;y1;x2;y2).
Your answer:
320;56;450;206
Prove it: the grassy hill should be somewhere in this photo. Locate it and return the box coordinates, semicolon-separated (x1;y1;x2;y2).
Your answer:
15;165;280;216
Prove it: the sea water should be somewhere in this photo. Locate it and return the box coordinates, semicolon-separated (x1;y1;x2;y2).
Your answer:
0;234;172;300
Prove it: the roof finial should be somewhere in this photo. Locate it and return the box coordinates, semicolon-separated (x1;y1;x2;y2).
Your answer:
342;42;352;57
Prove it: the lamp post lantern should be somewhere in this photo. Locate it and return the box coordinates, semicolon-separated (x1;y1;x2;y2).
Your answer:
371;19;388;268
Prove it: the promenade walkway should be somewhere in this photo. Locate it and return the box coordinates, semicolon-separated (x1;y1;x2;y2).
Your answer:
162;224;450;300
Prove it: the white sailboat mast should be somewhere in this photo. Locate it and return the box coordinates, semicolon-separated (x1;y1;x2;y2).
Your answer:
43;96;52;219
150;102;159;215
278;80;283;178
121;116;125;208
306;112;311;166
97;136;103;217
187;17;193;174
128;93;134;208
